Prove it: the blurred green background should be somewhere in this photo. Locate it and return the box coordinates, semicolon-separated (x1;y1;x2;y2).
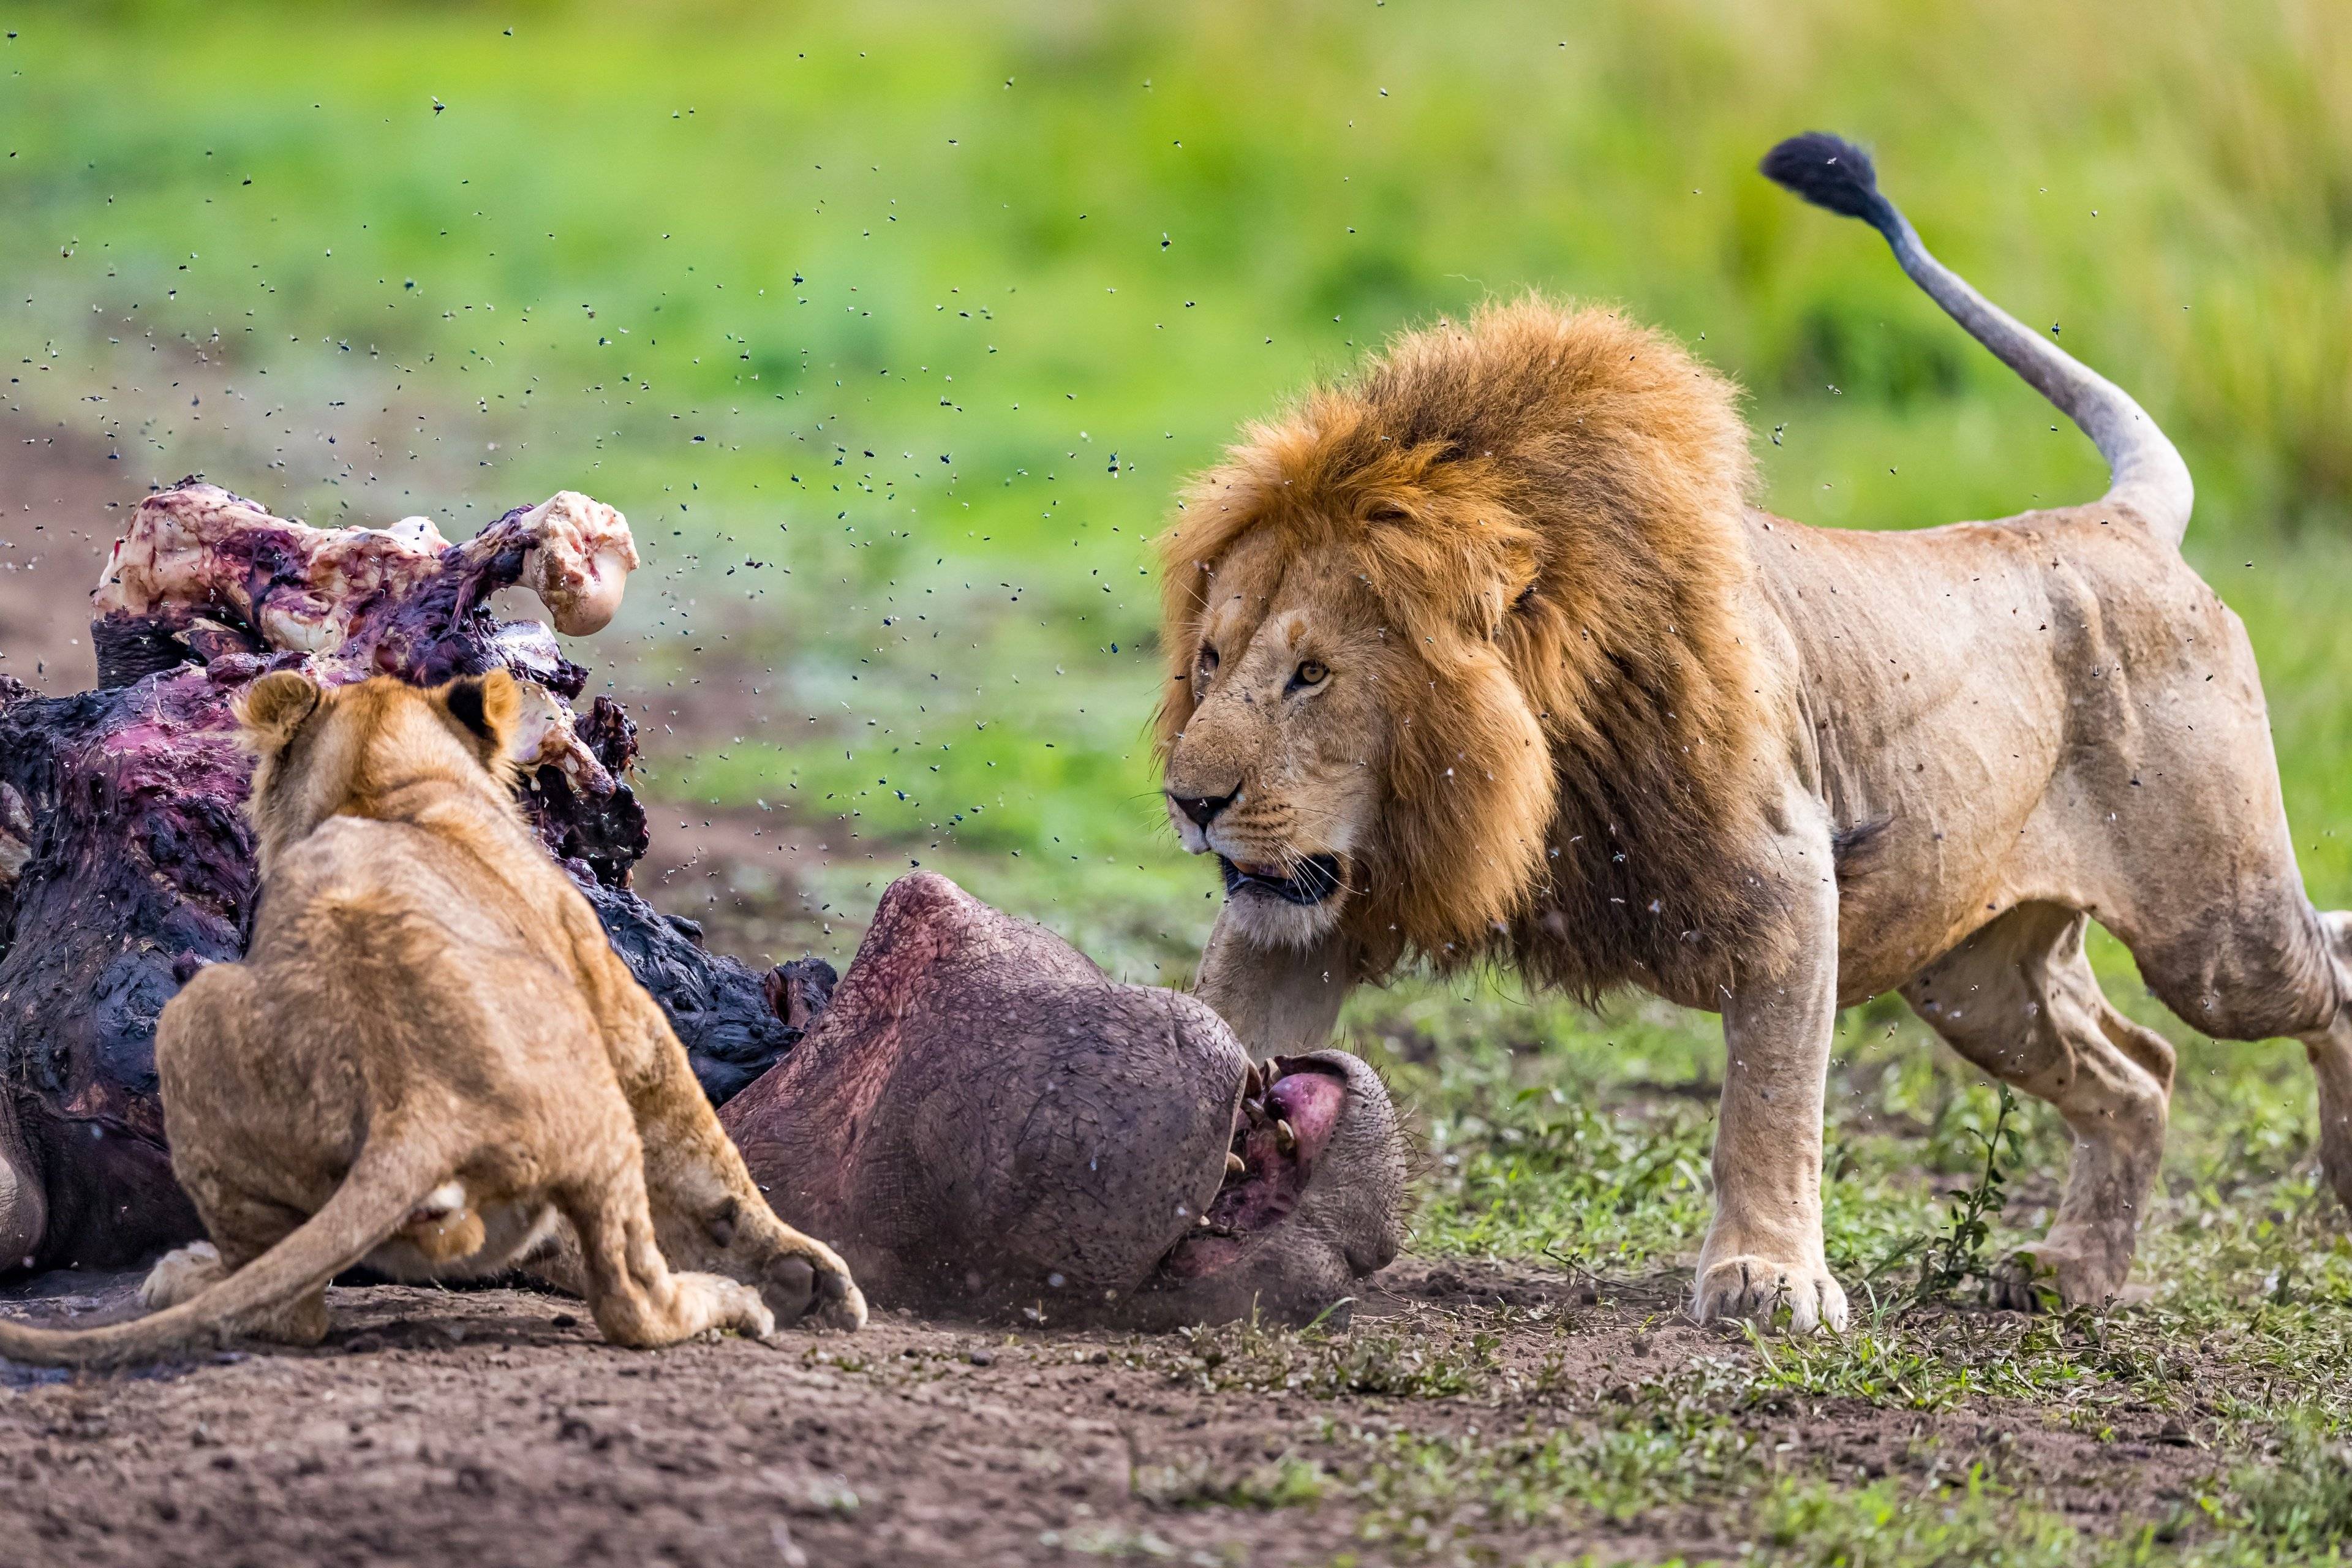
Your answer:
7;0;2352;918
6;0;2352;1287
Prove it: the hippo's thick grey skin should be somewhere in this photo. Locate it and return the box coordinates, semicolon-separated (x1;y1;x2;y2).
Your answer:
722;872;1406;1327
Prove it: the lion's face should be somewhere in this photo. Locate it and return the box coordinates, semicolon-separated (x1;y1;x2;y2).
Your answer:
1162;532;1401;946
1160;491;1559;959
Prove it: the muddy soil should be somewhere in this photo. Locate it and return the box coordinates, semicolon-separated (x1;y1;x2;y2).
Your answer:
0;1258;2217;1568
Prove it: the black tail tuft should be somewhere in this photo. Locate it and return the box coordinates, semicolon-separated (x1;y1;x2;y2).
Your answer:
1759;132;1896;232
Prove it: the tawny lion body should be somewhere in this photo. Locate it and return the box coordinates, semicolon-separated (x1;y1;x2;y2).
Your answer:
1157;132;2352;1328
0;669;863;1366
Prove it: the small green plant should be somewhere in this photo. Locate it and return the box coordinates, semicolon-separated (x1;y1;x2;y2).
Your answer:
1915;1082;2025;1306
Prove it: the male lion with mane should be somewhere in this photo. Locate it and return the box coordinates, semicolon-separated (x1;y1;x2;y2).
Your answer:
1155;132;2352;1330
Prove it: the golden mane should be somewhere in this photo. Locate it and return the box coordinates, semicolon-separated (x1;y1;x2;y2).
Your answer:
1156;295;1795;997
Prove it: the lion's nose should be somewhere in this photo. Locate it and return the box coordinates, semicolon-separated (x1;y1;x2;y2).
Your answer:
1172;789;1237;829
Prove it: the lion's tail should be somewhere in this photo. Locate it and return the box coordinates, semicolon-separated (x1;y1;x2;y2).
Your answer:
1760;131;2193;546
0;1134;446;1368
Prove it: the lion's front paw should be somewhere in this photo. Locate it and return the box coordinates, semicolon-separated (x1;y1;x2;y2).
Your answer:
1691;1253;1849;1333
755;1235;867;1333
821;1275;870;1333
139;1241;227;1310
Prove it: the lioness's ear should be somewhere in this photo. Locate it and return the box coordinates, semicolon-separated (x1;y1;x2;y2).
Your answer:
235;670;322;755
439;669;521;760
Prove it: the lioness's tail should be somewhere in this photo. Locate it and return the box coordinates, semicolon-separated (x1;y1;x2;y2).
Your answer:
1760;131;2193;545
0;1136;445;1368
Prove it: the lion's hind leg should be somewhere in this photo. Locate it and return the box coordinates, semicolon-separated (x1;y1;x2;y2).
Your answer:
2117;891;2352;1219
2297;911;2352;1216
1902;904;2172;1311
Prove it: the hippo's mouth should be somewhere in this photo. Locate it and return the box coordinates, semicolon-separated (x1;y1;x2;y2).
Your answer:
1153;1055;1348;1281
1218;854;1344;907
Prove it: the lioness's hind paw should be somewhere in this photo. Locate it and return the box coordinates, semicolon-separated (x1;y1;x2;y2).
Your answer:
139;1241;227;1310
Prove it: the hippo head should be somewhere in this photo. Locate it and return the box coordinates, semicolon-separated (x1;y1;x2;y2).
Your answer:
719;872;1405;1327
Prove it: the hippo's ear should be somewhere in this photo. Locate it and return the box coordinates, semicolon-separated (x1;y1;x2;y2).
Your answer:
438;669;521;764
235;670;322;756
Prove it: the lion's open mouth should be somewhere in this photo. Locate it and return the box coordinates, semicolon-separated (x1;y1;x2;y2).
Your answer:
1153;1057;1346;1281
1218;853;1344;907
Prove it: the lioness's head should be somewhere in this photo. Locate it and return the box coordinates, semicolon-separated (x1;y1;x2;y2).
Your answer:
1157;297;1769;980
236;668;523;873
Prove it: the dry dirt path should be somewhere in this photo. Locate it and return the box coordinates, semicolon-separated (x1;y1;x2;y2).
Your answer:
0;1259;2213;1568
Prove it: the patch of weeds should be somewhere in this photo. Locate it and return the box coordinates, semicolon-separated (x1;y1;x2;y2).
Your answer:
1755;1465;2084;1567
2226;1404;2352;1556
1575;1360;1769;1520
1163;1311;1504;1400
1133;1452;1329;1510
1326;1385;1766;1555
1740;1297;2179;1418
1140;1362;1771;1551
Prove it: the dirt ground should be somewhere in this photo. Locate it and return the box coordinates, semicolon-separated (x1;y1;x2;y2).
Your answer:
0;424;2228;1566
0;1258;2218;1568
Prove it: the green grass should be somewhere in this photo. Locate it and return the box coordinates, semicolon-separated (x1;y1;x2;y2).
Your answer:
9;3;2352;1560
10;0;2352;920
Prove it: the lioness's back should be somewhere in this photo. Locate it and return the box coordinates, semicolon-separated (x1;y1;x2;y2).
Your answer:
232;815;600;1085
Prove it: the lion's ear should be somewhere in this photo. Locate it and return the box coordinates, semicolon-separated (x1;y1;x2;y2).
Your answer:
1480;556;1543;639
1469;579;1518;641
439;669;521;761
235;670;322;755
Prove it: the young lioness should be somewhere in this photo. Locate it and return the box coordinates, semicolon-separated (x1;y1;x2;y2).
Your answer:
0;669;863;1365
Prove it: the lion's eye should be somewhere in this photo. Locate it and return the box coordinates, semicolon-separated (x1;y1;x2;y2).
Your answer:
1197;644;1220;676
1291;659;1329;690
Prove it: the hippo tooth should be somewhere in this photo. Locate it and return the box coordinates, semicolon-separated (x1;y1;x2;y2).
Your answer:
1275;1118;1298;1155
1225;1150;1245;1175
1243;1097;1268;1126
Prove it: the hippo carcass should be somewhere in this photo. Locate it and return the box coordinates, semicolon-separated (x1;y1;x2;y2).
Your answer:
723;872;1404;1327
0;483;1407;1328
